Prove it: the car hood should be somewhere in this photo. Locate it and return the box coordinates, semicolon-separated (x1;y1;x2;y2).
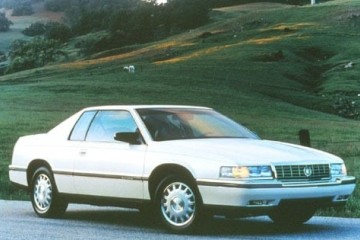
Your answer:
148;138;341;165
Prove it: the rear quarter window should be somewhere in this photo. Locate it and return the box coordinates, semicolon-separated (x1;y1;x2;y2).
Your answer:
69;111;97;141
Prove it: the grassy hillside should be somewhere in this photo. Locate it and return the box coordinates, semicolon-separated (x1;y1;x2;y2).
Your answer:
1;0;360;217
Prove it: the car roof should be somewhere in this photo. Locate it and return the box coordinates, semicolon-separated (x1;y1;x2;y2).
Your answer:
82;105;212;111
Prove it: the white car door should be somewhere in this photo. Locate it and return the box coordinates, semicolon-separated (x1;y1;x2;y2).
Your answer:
71;110;147;199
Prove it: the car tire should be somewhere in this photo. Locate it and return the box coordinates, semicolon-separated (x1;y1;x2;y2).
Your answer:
155;175;201;233
30;167;68;218
268;205;316;225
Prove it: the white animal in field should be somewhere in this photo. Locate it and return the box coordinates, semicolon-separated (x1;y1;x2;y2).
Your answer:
344;62;353;69
128;65;135;73
123;65;135;73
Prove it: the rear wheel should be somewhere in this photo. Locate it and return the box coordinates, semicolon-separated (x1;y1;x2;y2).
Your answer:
268;205;316;225
30;167;68;218
155;175;201;233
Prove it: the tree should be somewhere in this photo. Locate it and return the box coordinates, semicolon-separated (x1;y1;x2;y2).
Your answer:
109;3;158;44
165;0;209;31
0;12;12;32
44;22;72;42
22;22;46;36
6;38;66;73
22;21;72;42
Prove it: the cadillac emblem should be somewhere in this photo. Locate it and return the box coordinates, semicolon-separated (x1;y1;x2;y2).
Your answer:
303;166;313;177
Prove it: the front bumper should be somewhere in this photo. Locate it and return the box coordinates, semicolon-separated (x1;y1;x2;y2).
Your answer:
197;176;356;208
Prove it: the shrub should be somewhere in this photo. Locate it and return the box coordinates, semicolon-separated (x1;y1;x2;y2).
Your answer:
6;38;66;73
333;95;359;119
44;22;72;42
22;22;46;36
75;32;115;56
23;21;72;42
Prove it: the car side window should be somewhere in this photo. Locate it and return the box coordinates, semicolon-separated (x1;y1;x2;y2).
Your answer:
86;110;137;142
69;111;97;141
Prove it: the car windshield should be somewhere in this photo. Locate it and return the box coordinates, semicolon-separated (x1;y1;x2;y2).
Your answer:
136;108;259;141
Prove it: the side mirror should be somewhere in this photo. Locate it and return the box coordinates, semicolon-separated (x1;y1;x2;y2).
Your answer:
114;132;141;145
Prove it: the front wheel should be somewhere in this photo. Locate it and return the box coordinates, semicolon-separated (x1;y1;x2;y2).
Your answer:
30;167;68;218
155;175;201;233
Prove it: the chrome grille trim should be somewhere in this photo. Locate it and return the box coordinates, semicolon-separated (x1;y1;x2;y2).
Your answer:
274;164;330;182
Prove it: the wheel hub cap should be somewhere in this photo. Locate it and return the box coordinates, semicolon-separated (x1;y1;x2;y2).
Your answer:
33;173;53;212
161;182;196;227
171;197;185;213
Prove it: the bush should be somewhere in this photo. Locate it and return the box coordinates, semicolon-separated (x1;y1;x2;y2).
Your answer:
23;21;72;42
75;32;115;56
22;22;46;36
44;22;72;42
6;38;66;73
333;95;359;119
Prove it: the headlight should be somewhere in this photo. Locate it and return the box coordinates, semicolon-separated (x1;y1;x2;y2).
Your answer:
330;163;347;176
220;166;273;179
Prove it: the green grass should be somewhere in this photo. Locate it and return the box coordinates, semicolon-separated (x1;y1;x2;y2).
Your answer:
1;0;360;217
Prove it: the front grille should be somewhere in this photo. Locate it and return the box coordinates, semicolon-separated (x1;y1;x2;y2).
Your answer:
275;164;330;182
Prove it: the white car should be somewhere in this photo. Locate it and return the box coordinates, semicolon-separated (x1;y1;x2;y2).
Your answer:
9;105;356;232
